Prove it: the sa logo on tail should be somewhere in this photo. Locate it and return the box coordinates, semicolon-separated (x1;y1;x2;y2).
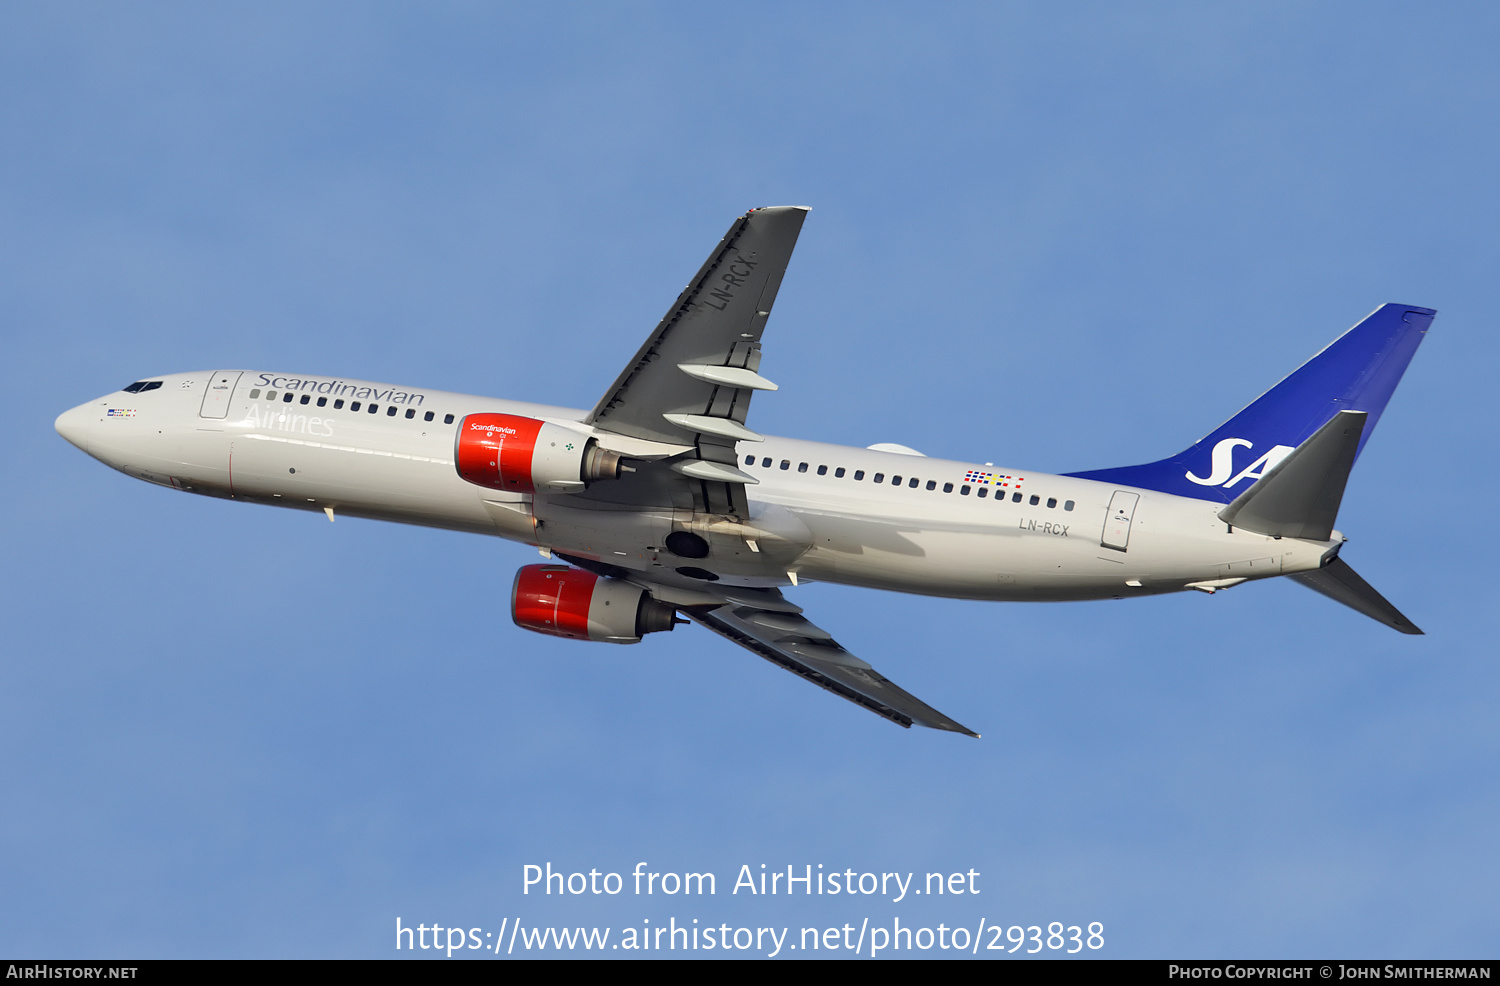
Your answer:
1185;438;1296;489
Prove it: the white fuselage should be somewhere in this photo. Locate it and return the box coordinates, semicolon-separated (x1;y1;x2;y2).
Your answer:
56;370;1337;602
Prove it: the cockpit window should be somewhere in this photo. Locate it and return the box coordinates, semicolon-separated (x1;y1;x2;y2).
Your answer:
121;381;162;393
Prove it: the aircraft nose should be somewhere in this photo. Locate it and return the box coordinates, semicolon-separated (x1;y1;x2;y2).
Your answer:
55;402;94;452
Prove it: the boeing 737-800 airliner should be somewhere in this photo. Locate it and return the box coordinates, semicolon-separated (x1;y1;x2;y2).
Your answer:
54;207;1432;737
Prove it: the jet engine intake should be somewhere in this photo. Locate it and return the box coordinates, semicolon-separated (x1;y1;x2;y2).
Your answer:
456;413;623;493
511;564;679;644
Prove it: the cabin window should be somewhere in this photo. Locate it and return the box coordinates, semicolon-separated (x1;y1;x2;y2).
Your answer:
248;389;260;399
891;475;901;485
874;473;885;483
780;460;791;471
368;404;379;414
926;480;936;490
444;414;455;424
943;482;954;493
405;408;415;419
1064;500;1075;511
266;391;277;401
386;405;397;416
317;397;327;407
424;411;434;422
978;488;988;498
297;394;308;404
798;462;808;473
909;477;919;488
817;465;827;476
1029;494;1040;505
335;400;345;409
1047;497;1057;508
745;455;755;465
283;392;295;403
762;457;772;467
961;485;971;495
1012;492;1022;502
835;467;846;478
351;402;361;412
853;470;864;480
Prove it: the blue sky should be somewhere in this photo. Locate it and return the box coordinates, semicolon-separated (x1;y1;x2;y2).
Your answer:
3;2;1497;958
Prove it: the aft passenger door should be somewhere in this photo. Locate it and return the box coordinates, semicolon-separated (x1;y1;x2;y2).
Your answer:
1101;491;1140;552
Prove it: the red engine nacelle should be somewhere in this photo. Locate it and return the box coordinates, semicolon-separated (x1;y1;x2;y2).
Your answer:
456;413;623;494
511;564;679;644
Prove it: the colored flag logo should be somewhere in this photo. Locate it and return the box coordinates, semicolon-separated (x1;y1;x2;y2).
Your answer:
962;470;1023;488
106;409;137;417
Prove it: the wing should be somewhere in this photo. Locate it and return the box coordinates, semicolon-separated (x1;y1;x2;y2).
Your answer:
685;585;978;737
586;206;808;519
550;554;976;736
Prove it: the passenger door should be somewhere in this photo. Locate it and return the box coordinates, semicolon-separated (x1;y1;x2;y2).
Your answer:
1101;491;1140;551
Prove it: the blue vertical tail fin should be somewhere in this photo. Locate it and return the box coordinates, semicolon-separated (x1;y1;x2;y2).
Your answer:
1066;304;1435;503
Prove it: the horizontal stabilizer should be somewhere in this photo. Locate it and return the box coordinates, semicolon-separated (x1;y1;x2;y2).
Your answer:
1218;410;1365;540
1290;557;1423;635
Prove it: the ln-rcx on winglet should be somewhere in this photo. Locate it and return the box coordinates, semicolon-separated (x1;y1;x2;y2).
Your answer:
56;207;1433;737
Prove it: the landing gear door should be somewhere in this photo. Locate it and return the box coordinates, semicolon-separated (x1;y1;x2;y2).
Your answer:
199;371;242;419
1101;490;1140;552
